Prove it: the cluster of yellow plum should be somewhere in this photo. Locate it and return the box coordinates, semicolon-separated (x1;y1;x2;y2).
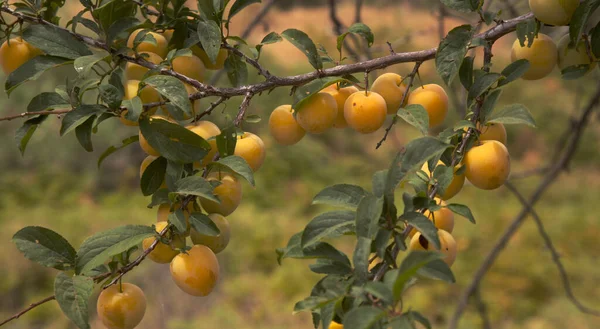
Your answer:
406;122;511;266
96;29;265;329
511;1;596;80
0;37;42;75
269;73;451;145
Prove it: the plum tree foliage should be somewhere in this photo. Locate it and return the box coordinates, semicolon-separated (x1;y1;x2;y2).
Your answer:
0;0;598;329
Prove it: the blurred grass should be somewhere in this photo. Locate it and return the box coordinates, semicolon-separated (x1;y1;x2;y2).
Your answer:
1;1;600;329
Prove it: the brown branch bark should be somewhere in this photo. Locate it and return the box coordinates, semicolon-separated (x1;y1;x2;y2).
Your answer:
448;83;600;329
0;6;533;99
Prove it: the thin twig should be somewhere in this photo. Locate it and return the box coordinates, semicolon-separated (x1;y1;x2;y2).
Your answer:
448;83;600;329
0;296;56;327
0;109;71;121
233;93;253;126
223;43;271;78
376;61;422;149
195;96;227;121
505;181;600;317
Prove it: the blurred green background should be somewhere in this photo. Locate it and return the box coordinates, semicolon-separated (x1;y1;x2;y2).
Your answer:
1;1;599;329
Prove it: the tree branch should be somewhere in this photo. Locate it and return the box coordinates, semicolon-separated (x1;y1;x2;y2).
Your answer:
448;83;600;329
0;6;533;99
0;109;71;121
0;295;56;327
504;181;600;317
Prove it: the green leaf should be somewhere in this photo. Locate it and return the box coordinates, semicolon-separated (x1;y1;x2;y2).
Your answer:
99;83;123;110
13;226;76;271
389;315;415;329
480;89;502;122
400;137;451;174
486;104;536;127
447;203;476;223
498;59;531;86
174;176;219;201
229;0;261;18
400;212;440;249
216;123;237;158
139;117;210;163
436;24;473;86
106;17;139;45
355;194;383;239
141;156;167;196
301;210;356;248
15;116;46;156
147;188;170;208
364;281;394;305
440;0;481;12
343;306;386;329
27;92;69;112
224;53;248;87
143;75;192;115
169;209;188;234
97;135;139;168
189;212;220;236
5;56;70;94
277;233;350;265
211;155;255;186
312;184;369;210
292;77;350;109
23;24;92;59
54;273;93;329
60;105;106;136
432;165;454;197
74;52;109;76
569;0;600;46
396;104;429;135
165;160;183;191
310;258;353;275
293;295;334;313
197;19;222;64
417;259;455;283
561;64;592;80
459;55;474;90
516;18;539;47
393;251;444;301
75;225;155;274
467;73;502;105
372;170;387;198
282;29;322;70
93;0;136;33
75;116;95;152
348;23;374;47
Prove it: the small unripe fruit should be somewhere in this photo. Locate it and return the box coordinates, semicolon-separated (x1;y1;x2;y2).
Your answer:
172;54;205;82
295;92;338;134
127;29;168;57
0;37;42;75
464;140;511;190
343;91;387;134
234;132;266;172
187;121;221;168
97;283;146;329
125;51;163;81
170;245;220;296
478;122;507;145
190;213;231;254
421;161;465;200
192;46;228;70
407;84;448;128
529;0;579;26
370;73;409;114
142;222;185;264
409;230;457;266
557;34;597;74
268;105;306;145
510;33;558;80
198;172;242;216
324;85;359;128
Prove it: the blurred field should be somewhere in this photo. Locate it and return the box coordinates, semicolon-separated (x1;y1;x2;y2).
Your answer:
1;1;600;329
